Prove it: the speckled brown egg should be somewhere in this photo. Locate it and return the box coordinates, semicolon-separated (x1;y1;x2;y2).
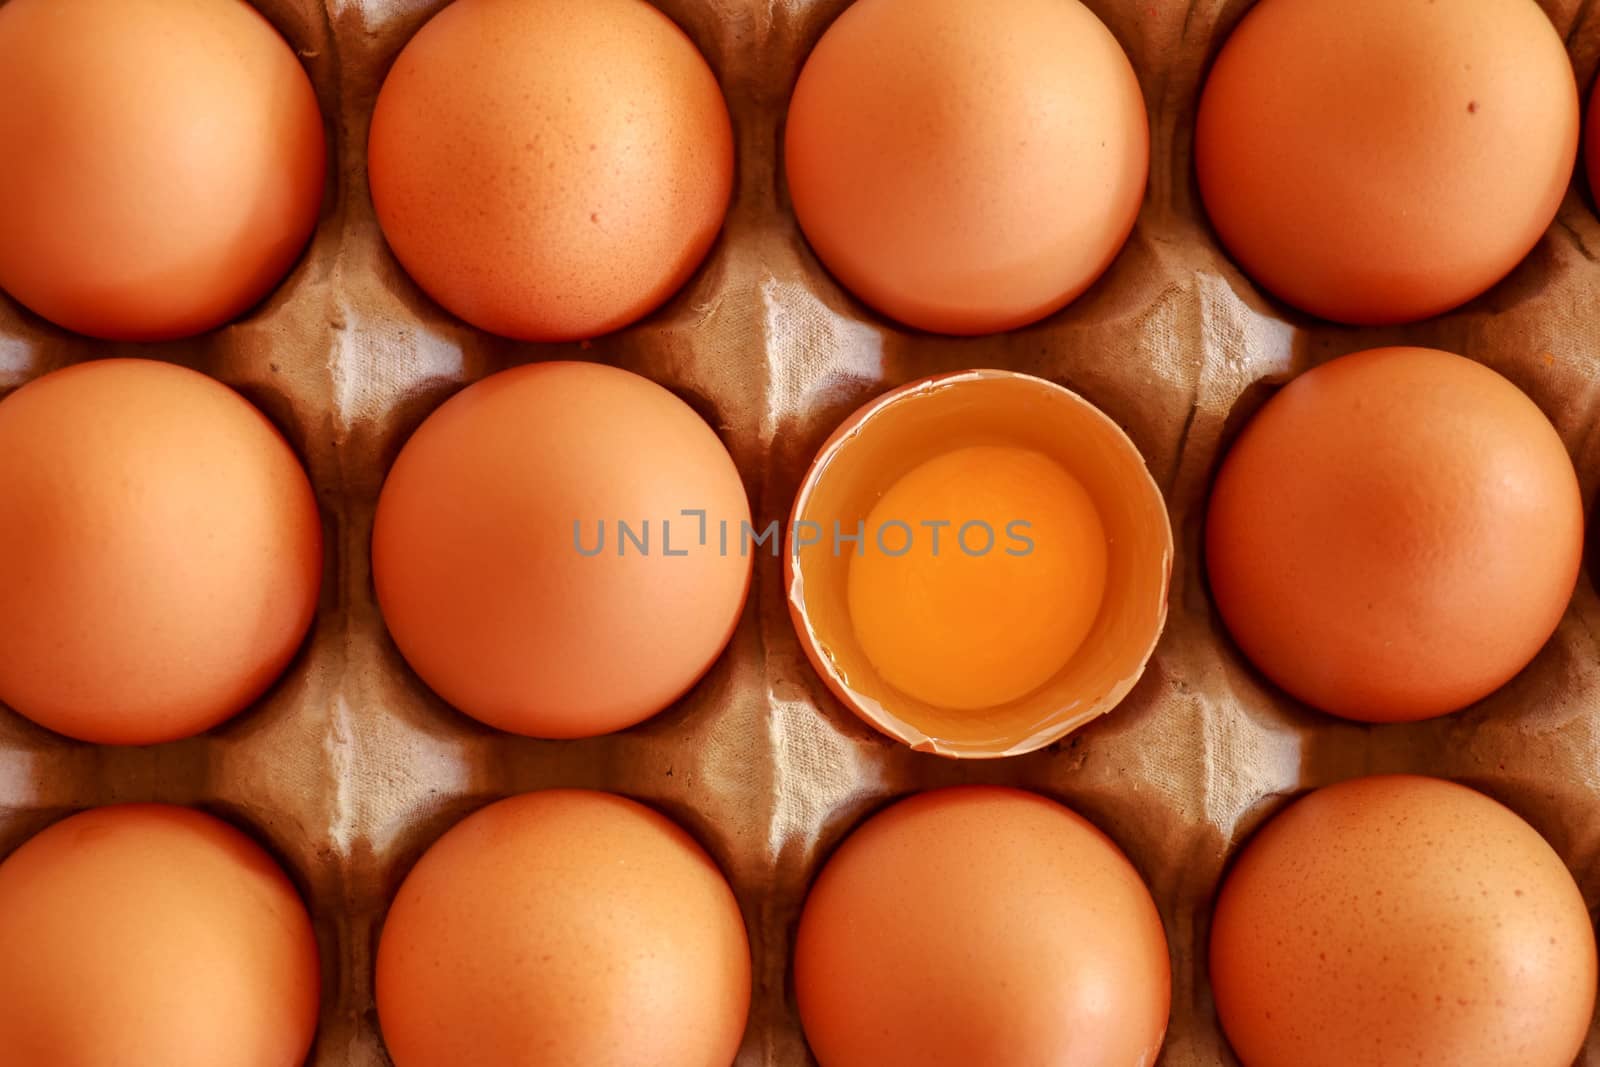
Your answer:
1197;0;1578;325
0;805;321;1067
1211;775;1597;1067
785;0;1148;336
371;361;751;740
376;790;751;1067
0;0;325;341
1206;347;1582;723
368;0;733;342
0;359;323;745
795;787;1170;1066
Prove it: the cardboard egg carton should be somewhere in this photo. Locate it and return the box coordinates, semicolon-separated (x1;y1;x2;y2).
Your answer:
3;0;1600;1063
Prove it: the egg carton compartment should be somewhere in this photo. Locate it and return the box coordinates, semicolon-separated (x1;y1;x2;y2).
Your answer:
5;0;1600;1065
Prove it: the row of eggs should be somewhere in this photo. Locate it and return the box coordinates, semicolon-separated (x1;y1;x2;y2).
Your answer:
1;0;1596;341
0;776;1591;1067
0;343;1580;752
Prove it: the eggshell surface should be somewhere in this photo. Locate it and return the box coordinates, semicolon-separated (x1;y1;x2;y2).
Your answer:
1210;775;1598;1067
1196;0;1578;325
794;787;1170;1067
1206;347;1582;722
372;361;752;738
0;359;323;745
368;0;734;342
784;0;1149;335
0;0;325;341
375;790;751;1067
0;805;321;1067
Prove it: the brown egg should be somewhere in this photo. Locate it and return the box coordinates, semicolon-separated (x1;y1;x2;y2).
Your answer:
0;0;325;341
0;805;321;1067
1196;0;1578;325
794;787;1170;1067
372;361;751;738
785;0;1148;336
1207;347;1582;722
376;790;751;1067
0;359;322;745
368;0;733;342
1211;776;1598;1067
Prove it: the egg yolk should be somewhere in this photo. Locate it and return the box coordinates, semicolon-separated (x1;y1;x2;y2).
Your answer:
846;445;1108;711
